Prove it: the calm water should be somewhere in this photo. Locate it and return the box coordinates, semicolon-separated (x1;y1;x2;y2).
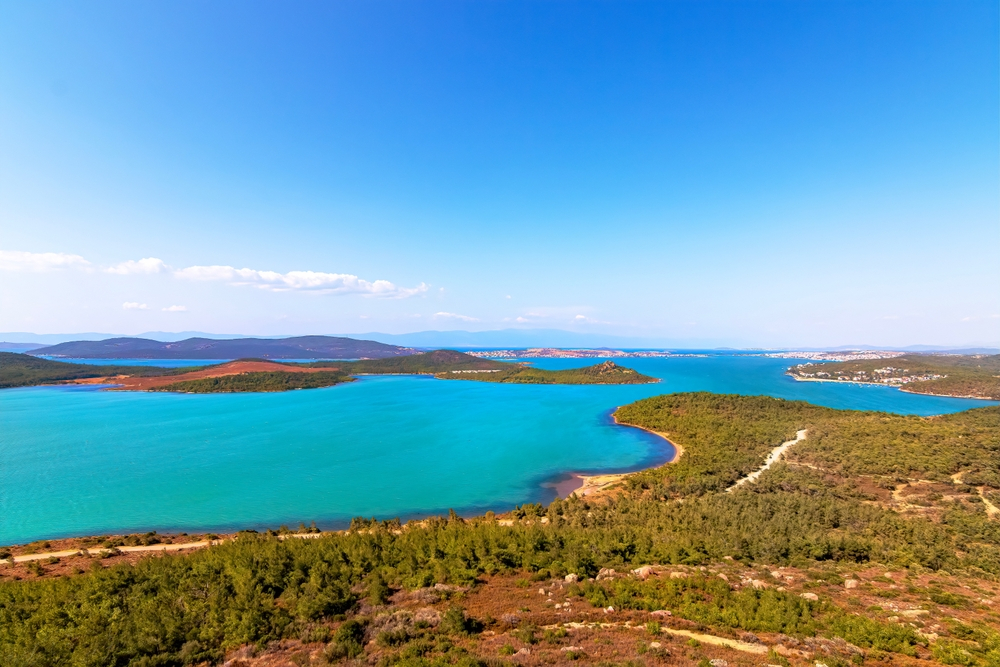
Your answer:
1;356;994;544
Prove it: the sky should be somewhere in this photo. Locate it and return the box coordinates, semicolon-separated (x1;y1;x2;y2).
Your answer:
0;1;997;348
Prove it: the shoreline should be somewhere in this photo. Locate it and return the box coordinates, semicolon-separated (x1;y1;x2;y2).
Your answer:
787;374;996;401
555;416;684;498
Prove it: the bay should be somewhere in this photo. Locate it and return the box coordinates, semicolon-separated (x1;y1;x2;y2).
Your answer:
1;355;994;544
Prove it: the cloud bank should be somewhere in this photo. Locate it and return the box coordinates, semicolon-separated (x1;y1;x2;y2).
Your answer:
106;257;168;275
0;249;427;299
434;311;479;322
174;264;427;298
0;250;89;272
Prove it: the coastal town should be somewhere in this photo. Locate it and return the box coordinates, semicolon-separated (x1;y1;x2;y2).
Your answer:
790;362;945;386
761;350;908;362
466;348;681;359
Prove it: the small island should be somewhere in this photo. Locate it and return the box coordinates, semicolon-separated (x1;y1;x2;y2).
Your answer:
787;353;1000;400
0;350;657;393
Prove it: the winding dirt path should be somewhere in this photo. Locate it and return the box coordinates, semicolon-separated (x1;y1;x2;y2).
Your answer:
726;429;808;492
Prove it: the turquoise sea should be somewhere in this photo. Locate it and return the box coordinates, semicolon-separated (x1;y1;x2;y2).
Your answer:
1;356;995;544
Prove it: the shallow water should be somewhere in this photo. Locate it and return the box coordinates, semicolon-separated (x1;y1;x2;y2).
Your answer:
1;356;994;544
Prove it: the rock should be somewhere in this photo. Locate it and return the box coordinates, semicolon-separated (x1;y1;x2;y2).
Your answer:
538;588;546;595
633;565;654;580
514;648;530;656
800;592;819;601
770;571;782;578
710;660;729;667
669;571;686;579
900;609;930;618
649;642;662;649
717;573;729;582
413;608;441;626
650;610;672;617
565;573;580;583
603;606;614;613
740;632;762;644
750;579;769;589
845;579;860;589
561;646;584;652
888;616;899;622
597;568;617;580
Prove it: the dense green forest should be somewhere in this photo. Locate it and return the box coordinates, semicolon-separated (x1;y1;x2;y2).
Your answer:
150;370;352;393
2;394;999;666
0;352;181;389
789;354;1000;400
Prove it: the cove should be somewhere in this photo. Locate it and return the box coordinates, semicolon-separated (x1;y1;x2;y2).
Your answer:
1;356;994;544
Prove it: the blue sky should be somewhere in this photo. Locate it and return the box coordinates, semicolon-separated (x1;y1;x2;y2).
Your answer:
1;1;997;347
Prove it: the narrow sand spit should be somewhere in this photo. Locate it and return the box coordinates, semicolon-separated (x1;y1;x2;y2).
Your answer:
726;429;808;492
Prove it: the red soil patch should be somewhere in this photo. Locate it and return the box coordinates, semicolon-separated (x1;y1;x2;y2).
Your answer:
70;360;338;391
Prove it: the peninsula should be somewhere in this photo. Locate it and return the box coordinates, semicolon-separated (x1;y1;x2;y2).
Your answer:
787;353;1000;400
0;350;657;392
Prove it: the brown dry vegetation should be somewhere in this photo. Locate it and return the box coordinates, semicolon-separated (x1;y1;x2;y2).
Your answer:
69;360;324;390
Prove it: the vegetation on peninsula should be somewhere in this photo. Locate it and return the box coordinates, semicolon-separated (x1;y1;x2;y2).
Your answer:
788;354;1000;400
0;352;182;389
0;350;656;392
2;393;999;666
149;370;353;393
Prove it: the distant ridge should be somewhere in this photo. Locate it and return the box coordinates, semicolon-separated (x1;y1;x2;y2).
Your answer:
31;336;415;360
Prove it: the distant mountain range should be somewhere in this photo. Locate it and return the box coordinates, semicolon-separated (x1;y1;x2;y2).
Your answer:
3;329;996;353
30;336;414;360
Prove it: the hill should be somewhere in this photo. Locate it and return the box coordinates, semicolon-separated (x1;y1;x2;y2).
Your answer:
788;354;1000;400
0;352;178;389
31;335;415;360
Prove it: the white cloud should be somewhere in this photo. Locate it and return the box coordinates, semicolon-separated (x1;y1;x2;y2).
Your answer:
434;311;479;322
162;305;187;312
122;302;149;310
106;257;168;275
174;264;427;298
0;250;89;272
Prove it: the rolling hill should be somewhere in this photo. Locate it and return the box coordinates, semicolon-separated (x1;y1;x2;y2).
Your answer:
30;335;415;360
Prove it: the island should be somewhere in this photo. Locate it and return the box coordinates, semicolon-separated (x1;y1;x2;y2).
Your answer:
2;393;999;667
0;350;658;392
787;353;1000;400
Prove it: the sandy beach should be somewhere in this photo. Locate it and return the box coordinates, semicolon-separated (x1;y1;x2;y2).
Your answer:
556;418;683;498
